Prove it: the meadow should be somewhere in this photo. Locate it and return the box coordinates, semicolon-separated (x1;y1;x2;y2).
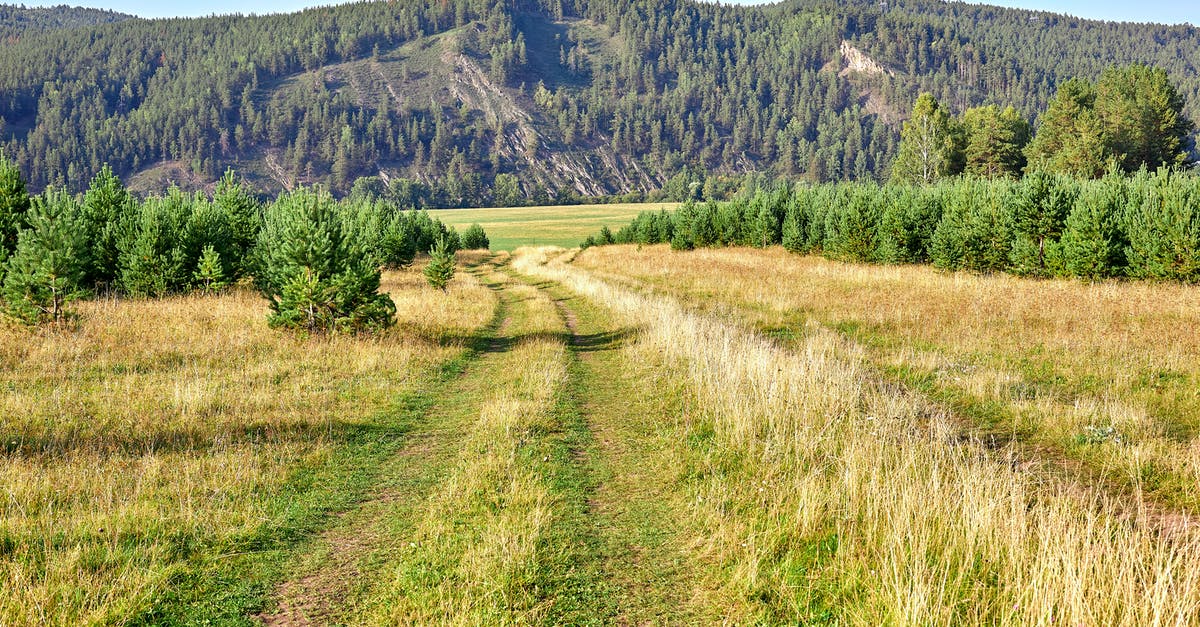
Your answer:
433;202;676;250
526;244;1200;623
5;234;1200;624
574;245;1200;513
0;266;495;624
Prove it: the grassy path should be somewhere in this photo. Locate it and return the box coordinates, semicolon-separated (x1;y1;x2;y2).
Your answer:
255;255;709;624
239;247;1200;624
257;265;512;625
516;272;704;625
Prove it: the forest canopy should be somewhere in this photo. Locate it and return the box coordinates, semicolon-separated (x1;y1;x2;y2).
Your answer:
1;0;1199;199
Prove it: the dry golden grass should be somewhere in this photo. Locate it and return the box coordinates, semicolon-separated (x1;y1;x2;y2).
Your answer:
576;245;1200;509
0;267;495;625
519;245;1200;624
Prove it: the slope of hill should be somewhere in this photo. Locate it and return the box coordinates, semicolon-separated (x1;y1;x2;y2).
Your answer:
0;4;132;39
0;0;1197;199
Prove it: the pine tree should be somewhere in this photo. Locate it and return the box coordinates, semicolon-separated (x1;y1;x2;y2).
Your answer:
931;179;1012;273
118;195;191;298
194;245;228;293
256;187;396;333
460;223;490;250
1060;171;1129;279
0;153;31;263
2;189;88;325
961;105;1030;178
748;193;781;248
826;186;879;262
213;169;261;279
493;173;522;207
80;164;133;289
379;212;417;268
424;234;456;292
1025;78;1109;178
1124;169;1200;282
780;195;807;254
184;196;236;290
1009;170;1077;276
875;198;909;264
669;200;696;251
1094;65;1194;173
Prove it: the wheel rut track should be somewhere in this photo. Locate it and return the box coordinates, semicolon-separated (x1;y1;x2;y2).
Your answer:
257;260;516;626
500;262;702;625
258;256;703;625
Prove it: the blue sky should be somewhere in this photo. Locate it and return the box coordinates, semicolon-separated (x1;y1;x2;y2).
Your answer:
959;1;1197;26
19;0;1200;25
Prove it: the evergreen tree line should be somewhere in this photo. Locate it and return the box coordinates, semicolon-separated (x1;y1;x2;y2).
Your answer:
588;168;1200;283
890;65;1194;185
0;155;488;328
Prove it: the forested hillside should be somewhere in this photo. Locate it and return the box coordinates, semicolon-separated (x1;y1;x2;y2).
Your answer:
0;0;1198;201
0;4;130;40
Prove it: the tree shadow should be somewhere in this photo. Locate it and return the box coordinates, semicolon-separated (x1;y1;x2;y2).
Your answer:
477;325;640;355
571;326;640;353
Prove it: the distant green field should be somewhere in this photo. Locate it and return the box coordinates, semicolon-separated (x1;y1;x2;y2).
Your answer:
433;203;678;251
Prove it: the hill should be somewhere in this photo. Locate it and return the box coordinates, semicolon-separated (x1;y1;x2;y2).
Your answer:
0;0;1198;200
0;4;132;39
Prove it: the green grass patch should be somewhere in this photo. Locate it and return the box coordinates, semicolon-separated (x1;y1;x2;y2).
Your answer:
435;202;677;250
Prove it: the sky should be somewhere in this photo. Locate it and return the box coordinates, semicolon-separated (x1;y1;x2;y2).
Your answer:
959;1;1197;26
16;0;1200;25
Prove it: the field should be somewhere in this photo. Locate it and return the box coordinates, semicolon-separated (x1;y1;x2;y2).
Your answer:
433;202;675;250
5;238;1200;624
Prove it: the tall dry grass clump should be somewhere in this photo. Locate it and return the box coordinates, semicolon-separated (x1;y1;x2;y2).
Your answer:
0;267;494;625
518;246;1200;624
